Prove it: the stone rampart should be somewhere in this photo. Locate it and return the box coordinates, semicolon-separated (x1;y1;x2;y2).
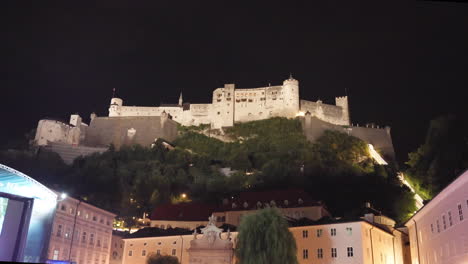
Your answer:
301;116;395;161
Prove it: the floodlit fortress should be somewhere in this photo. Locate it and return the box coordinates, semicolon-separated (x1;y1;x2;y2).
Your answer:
108;76;350;129
34;76;395;163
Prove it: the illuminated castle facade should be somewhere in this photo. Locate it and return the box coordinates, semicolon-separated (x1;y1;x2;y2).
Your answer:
108;76;350;129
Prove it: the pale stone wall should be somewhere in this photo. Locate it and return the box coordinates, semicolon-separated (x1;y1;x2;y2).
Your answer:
35;119;85;146
301;116;396;161
106;77;349;129
405;170;468;264
48;195;116;264
300;98;350;126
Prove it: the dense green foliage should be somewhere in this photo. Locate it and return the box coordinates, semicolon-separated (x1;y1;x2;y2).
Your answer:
235;208;298;264
405;115;468;200
0;117;416;225
146;254;180;264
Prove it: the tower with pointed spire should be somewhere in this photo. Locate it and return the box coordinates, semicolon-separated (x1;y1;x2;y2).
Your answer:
179;92;183;106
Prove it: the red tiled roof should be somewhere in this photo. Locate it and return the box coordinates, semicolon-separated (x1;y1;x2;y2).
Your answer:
218;189;321;211
150;202;218;221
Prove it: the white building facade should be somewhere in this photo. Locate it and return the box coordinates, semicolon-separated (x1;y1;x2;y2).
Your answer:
108;77;350;129
405;170;468;264
48;195;116;264
119;216;409;264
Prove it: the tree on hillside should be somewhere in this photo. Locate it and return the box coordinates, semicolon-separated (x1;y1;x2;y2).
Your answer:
405;115;468;199
235;208;298;264
146;254;180;264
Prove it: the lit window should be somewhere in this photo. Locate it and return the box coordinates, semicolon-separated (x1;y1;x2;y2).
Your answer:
331;228;337;236
317;248;323;259
53;249;59;260
448;211;453;226
172;249;176;256
302;230;308;238
331;248;337;258
346;227;352;235
317;229;323;237
347;247;354;257
303;249;308;259
458;204;464;221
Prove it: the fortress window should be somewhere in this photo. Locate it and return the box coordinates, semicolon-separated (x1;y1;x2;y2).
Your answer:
227;98;231;101
241;98;247;102
217;99;221;102
248;99;253;102
217;112;220;115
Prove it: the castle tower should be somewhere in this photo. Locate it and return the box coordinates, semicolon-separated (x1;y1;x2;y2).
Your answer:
282;75;300;117
109;98;123;117
211;84;235;128
179;92;183;106
335;96;350;125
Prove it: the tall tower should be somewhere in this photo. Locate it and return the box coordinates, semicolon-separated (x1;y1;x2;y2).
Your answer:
179;92;183;106
335;96;350;125
282;75;300;117
109;98;123;117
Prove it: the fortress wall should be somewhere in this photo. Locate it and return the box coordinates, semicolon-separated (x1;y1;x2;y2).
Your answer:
34;119;82;146
301;116;396;161
83;116;178;149
300;100;348;126
347;126;395;162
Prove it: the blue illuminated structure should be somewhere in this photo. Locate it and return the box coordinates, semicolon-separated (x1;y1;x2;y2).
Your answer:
0;163;57;263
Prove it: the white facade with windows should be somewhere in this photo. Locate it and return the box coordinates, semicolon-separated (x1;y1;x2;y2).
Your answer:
119;217;409;264
47;195;116;264
291;220;409;264
405;170;468;264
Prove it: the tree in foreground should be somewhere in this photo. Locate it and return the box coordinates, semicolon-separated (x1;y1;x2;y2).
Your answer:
146;253;180;264
235;207;298;264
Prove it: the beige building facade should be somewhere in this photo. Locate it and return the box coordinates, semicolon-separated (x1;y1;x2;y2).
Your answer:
47;195;116;264
405;170;468;264
120;214;409;264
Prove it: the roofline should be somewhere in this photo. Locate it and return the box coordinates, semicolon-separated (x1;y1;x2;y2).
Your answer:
404;169;468;226
52;190;116;217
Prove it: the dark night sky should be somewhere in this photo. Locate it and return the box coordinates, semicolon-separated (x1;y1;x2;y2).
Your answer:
1;1;467;164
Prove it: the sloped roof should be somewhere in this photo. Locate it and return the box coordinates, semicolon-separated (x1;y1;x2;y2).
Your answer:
218;189;322;211
150;202;218;221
